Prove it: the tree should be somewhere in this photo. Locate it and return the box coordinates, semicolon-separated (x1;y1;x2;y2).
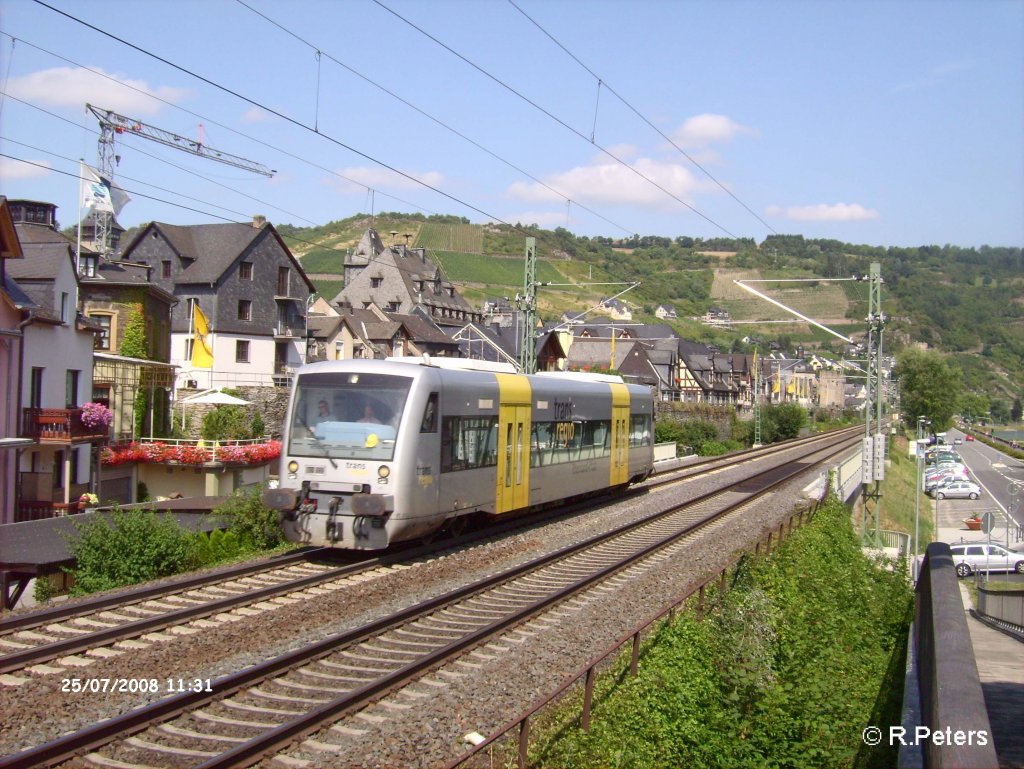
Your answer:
958;391;990;423
895;349;962;430
990;399;1011;424
765;402;808;440
1012;397;1023;423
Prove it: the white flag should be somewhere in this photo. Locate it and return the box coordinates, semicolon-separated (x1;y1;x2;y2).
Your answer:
80;163;130;216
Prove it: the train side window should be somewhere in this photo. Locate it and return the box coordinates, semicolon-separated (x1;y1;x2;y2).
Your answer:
441;415;498;473
630;414;652;447
421;393;438;433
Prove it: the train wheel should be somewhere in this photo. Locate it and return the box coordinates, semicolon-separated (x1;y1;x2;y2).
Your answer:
446;515;469;539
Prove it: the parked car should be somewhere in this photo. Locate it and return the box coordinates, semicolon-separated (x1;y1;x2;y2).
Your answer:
924;466;968;487
949;543;1024;578
931;480;982;500
925;475;962;493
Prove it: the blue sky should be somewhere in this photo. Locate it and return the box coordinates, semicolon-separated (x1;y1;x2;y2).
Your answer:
1;0;1021;248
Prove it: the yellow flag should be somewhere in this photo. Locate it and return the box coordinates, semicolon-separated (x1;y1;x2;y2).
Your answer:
192;304;213;368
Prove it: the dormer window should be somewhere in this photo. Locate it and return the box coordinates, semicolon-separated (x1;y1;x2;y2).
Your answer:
371;277;383;288
79;255;98;278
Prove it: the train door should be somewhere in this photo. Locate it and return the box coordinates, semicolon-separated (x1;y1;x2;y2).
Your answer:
609;384;630;486
495;374;531;514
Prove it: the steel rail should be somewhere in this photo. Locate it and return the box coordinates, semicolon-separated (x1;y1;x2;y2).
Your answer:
0;429;860;769
198;432;862;769
0;548;326;634
0;426;858;675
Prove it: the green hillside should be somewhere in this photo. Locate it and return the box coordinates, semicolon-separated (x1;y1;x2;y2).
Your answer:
278;213;1023;411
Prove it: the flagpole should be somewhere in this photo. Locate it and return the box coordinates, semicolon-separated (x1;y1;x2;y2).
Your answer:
184;300;194;430
76;160;85;276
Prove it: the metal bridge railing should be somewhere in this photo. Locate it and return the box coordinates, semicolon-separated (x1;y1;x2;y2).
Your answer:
899;542;998;769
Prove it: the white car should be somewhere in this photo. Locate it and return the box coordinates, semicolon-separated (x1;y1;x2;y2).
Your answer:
949;543;1024;578
931;480;982;500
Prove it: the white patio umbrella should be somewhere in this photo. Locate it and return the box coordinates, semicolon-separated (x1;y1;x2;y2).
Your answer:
180;390;251;406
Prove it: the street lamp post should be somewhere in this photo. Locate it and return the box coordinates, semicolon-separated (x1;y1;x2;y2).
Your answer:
914;416;930;582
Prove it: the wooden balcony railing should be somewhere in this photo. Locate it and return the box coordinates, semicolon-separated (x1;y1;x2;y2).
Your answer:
15;501;82;522
21;408;109;443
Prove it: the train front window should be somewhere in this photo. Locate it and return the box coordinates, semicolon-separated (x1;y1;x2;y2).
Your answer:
289;371;412;460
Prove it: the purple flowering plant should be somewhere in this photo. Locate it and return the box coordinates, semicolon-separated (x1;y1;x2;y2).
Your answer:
80;402;113;431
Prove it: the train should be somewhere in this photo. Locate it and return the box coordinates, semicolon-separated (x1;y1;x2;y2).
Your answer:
263;356;656;550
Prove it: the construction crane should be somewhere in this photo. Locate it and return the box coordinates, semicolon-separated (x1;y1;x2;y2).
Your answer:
86;103;274;255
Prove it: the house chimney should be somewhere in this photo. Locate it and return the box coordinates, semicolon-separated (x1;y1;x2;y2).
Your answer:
253;214;267;228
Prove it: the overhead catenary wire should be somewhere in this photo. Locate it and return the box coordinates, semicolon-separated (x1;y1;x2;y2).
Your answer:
28;0;565;247
1;149;540;304
370;0;741;239
232;0;635;238
2;141;272;223
0;30;451;226
506;0;777;235
0;92;319;226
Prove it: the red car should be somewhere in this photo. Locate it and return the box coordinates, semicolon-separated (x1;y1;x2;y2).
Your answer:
965;434;975;441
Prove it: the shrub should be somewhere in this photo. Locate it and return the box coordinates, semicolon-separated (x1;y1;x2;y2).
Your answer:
66;509;197;595
192;529;246;567
656;417;720;455
698;440;730;456
216;488;283;551
202;405;251;440
251;411;265;438
33;574;56;604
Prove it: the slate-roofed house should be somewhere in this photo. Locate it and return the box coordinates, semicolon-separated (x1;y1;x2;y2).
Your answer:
307;304;459;362
120;217;314;390
6;200;106;522
76;253;178;506
332;228;482;330
601;297;632;321
0;198;31;525
564;337;659;386
702;306;731;326
654;304;677;320
452;322;519;368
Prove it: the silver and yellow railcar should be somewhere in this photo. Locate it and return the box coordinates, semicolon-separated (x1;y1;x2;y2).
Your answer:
267;357;654;550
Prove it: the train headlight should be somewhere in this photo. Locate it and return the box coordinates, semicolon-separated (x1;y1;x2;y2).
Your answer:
378;465;390;479
288;460;299;474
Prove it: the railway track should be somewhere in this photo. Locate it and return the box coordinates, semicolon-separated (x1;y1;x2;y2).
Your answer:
0;426;858;681
0;428;860;769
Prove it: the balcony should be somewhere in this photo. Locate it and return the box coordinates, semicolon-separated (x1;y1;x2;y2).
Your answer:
15;501;82;522
21;408;110;444
274;325;301;338
101;438;281;468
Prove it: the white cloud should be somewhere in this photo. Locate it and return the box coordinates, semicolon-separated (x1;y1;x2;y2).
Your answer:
766;203;880;222
670;114;754;148
506;157;712;209
330;165;445;192
0;156;52;179
6;67;190;116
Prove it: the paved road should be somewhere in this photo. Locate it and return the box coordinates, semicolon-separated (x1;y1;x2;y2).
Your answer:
935;429;1024;552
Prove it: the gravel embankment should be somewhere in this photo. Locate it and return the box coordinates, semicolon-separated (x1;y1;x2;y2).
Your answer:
0;461;826;762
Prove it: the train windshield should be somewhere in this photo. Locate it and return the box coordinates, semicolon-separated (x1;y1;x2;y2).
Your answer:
288;371;412;461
